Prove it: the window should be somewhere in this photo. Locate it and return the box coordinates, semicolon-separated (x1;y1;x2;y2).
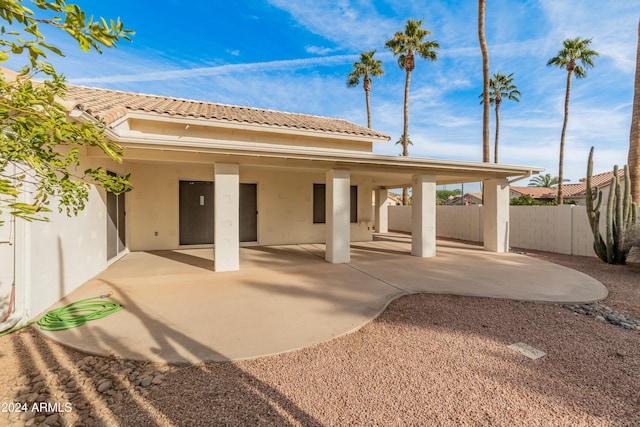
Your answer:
313;184;357;224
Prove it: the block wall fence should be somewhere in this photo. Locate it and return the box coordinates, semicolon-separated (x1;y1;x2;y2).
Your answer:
388;205;639;257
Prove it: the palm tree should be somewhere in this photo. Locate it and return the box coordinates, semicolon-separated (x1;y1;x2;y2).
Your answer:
347;50;384;129
385;19;439;158
480;72;520;163
395;133;413;152
547;37;599;204
385;19;439;204
527;173;566;188
478;0;490;163
629;19;640;203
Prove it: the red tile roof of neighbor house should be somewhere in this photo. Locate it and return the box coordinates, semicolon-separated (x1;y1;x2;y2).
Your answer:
512;169;626;200
64;85;389;140
578;168;626;187
510;183;586;199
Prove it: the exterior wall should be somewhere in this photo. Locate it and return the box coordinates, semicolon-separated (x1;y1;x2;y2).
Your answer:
388;204;640;257
437;206;484;243
127;162;373;251
388;205;412;233
1;150;130;323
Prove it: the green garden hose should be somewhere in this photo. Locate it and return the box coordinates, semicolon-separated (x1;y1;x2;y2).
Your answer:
0;293;124;337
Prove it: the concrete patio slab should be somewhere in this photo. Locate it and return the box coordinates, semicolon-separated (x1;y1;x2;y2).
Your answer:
37;235;607;364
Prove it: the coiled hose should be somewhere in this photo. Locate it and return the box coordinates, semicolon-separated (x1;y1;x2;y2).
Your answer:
0;293;124;337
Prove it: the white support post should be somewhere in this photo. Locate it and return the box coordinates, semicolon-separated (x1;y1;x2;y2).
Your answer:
375;188;389;234
326;169;351;263
483;178;510;252
214;163;239;272
411;174;437;257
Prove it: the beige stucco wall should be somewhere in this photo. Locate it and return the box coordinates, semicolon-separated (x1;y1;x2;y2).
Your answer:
1;150;130;321
127;161;374;251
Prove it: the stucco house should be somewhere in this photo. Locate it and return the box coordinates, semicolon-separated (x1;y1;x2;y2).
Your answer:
1;84;543;325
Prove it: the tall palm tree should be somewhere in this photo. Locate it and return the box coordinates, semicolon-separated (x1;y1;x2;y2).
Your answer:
478;0;490;163
629;19;640;203
547;37;599;204
480;72;520;163
347;50;384;129
385;19;439;204
528;173;566;188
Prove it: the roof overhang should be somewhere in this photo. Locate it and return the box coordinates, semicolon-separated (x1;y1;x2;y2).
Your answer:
73;108;543;187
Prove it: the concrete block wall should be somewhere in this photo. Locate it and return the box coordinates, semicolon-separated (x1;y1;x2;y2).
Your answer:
388;205;412;233
437;205;483;242
387;204;640;257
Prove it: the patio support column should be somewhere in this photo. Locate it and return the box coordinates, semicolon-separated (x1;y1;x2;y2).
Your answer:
483;178;510;252
214;163;239;272
326;169;350;263
411;174;436;257
375;188;388;233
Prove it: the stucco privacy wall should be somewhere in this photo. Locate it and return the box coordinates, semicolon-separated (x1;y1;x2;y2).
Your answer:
388;204;638;257
0;151;129;321
127;161;373;251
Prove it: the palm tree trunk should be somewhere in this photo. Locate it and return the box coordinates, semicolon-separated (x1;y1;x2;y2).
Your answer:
558;70;573;205
365;87;372;129
402;68;411;205
478;0;490;163
494;102;500;163
403;69;411;158
629;18;640;203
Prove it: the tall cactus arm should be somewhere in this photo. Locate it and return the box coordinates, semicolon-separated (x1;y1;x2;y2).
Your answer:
586;147;597;230
623;167;632;224
606;175;617;263
614;166;626;263
592;208;608;262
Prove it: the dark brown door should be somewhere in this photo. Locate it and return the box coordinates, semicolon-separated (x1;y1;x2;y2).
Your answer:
107;172;126;260
179;181;214;245
240;183;258;242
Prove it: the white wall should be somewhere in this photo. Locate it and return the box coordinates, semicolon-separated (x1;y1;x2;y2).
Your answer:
388;204;640;257
128;162;373;250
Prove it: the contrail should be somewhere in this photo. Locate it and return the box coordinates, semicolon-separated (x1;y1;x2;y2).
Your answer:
70;54;359;84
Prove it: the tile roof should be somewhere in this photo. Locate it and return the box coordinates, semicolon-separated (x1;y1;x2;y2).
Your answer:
64;85;389;140
578;168;626;187
510;186;558;198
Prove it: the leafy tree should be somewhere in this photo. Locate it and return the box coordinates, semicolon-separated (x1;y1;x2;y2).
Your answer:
510;195;540;206
547;37;598;204
478;0;490;163
480;72;520;163
630;19;640;203
436;189;461;205
527;173;566;188
347;50;384;129
0;0;134;225
385;18;439;204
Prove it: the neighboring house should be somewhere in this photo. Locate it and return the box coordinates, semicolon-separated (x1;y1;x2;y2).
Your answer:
510;169;625;205
510;184;584;203
445;192;482;206
0;84;542;324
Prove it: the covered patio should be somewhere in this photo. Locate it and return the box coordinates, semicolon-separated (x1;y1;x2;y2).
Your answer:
38;234;607;364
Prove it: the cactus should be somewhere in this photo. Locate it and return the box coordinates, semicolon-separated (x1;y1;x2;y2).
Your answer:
585;147;638;264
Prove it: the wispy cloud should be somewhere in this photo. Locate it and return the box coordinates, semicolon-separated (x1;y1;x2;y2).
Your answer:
70;54;358;85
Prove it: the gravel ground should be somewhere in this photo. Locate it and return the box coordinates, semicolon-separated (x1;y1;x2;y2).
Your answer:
0;251;638;426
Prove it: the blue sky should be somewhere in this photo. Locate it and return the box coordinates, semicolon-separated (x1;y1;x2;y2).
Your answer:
12;0;640;187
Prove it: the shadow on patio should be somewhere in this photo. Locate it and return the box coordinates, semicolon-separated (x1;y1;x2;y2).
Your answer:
37;234;607;364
